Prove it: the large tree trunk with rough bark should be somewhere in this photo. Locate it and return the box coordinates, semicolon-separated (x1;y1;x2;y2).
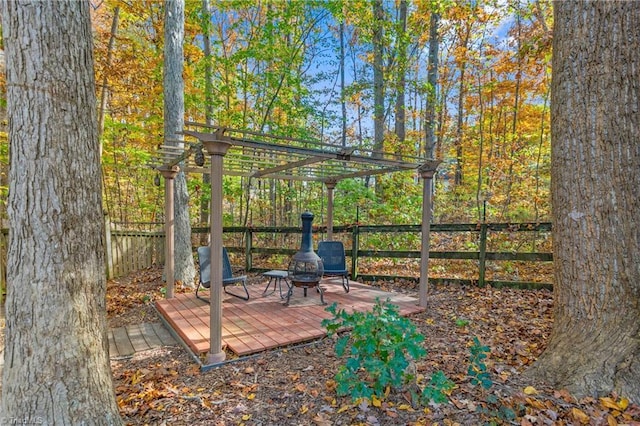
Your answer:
0;1;122;423
164;0;196;287
527;2;640;403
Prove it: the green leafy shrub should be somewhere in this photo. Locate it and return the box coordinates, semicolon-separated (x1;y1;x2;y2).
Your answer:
421;370;455;405
468;336;493;389
322;298;451;405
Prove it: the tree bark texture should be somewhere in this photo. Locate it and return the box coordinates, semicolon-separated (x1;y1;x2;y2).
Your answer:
425;11;439;159
164;0;196;286
454;24;470;186
199;0;213;246
394;0;407;144
97;5;120;146
528;1;640;403
340;20;347;147
0;1;122;423
371;0;385;194
372;0;385;152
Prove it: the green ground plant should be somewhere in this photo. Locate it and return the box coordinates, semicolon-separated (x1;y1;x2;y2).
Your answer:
468;336;493;389
322;301;509;414
321;298;453;405
466;336;520;424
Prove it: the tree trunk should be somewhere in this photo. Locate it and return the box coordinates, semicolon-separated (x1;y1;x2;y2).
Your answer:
372;0;385;193
0;1;122;423
424;11;439;159
372;0;385;152
500;8;522;220
454;24;471;186
340;19;347;148
97;5;120;146
164;0;196;286
527;2;640;403
199;0;213;246
533;85;549;224
394;0;407;145
475;72;485;222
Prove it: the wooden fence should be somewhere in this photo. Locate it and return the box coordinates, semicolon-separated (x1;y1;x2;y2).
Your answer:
104;228;165;279
0;221;553;305
0;221;166;305
210;222;553;290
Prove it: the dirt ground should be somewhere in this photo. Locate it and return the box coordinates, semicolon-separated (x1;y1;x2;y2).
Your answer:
1;269;640;425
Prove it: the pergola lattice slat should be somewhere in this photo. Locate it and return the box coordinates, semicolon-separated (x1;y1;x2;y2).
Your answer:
150;123;424;182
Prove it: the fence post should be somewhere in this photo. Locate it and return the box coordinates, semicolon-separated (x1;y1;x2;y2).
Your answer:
351;225;359;280
478;223;488;287
245;228;252;272
104;214;114;280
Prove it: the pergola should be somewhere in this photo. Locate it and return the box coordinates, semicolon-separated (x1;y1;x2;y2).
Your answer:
151;122;440;364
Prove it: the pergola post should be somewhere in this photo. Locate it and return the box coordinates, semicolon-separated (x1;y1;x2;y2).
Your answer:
201;139;232;364
159;166;179;299
418;160;441;307
324;179;337;241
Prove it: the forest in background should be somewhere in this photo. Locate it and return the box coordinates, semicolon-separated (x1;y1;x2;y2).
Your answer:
0;0;553;228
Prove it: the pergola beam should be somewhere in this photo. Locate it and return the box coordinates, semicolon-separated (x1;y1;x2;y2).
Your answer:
182;128;420;180
230;135;417;170
251;156;326;178
323;165;409;181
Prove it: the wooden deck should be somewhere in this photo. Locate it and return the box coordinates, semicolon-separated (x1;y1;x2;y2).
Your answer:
108;322;177;359
156;278;424;358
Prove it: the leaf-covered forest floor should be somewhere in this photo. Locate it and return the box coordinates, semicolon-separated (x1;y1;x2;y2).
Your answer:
104;267;640;426
1;267;639;425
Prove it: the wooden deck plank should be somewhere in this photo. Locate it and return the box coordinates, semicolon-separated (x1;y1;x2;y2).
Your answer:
155;281;423;359
112;326;135;357
150;322;178;346
156;298;209;354
243;300;316;344
220;324;254;354
139;322;164;349
108;329;118;358
224;311;270;353
127;323;151;352
234;303;310;346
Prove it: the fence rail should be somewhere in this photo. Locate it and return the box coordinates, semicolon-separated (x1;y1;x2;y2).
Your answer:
0;221;553;305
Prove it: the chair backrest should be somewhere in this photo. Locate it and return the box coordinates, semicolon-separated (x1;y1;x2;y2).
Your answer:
197;246;211;286
222;247;234;280
317;241;346;271
197;246;234;286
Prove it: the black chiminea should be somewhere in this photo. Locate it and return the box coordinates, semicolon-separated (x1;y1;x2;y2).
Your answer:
285;211;326;305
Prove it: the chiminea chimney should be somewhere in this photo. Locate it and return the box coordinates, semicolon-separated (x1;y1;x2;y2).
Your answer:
288;211;324;282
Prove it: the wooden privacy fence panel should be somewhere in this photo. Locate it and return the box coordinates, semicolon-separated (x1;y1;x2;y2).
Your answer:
106;230;165;279
105;221;165;279
0;222;165;304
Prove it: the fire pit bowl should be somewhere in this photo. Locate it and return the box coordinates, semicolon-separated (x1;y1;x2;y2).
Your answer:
286;211;326;305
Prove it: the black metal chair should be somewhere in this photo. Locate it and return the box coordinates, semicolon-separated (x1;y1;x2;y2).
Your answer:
196;246;250;301
317;241;349;293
